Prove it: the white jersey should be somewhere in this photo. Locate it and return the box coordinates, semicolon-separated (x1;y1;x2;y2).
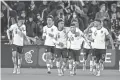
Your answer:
93;27;109;49
9;24;26;46
67;28;84;50
90;27;97;48
118;35;120;50
43;25;57;46
54;28;67;49
83;36;91;49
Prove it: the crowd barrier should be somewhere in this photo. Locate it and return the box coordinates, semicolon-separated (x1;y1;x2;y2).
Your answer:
1;43;120;69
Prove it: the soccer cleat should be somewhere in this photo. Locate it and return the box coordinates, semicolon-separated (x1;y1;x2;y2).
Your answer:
58;72;64;76
70;71;74;76
47;71;51;74
17;67;20;74
13;67;17;74
73;73;76;75
96;70;100;76
92;69;96;75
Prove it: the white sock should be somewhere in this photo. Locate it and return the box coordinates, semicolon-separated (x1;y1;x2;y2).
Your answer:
90;60;93;67
56;61;60;68
18;59;21;67
47;64;51;71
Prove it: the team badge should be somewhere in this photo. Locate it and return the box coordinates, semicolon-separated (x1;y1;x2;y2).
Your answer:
51;28;53;32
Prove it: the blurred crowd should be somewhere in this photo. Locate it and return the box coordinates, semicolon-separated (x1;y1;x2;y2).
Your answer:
1;1;120;46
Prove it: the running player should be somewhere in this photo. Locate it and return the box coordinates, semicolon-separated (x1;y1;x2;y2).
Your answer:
67;23;90;76
7;17;26;74
53;19;68;76
93;19;115;76
42;15;57;74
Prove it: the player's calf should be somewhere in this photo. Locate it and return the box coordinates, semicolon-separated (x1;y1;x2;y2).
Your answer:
56;59;61;75
61;58;68;72
69;59;74;76
83;58;87;71
17;54;22;74
12;51;17;74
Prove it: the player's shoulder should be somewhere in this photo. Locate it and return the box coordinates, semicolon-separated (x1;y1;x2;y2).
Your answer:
101;27;108;32
21;24;26;28
76;28;83;34
10;23;17;28
52;25;57;29
43;25;47;28
90;27;96;30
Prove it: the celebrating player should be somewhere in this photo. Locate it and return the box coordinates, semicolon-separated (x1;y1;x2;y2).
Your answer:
42;15;57;74
53;19;68;76
83;21;96;71
7;17;26;74
92;19;115;76
67;23;90;76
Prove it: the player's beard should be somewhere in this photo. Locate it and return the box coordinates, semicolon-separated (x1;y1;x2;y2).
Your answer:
47;23;53;28
58;27;64;31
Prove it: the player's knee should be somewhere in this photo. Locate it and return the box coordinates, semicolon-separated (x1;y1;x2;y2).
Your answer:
69;63;73;70
12;51;17;57
73;61;76;67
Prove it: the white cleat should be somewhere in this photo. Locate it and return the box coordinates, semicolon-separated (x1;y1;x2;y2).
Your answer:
13;68;17;74
96;71;100;77
92;69;96;75
70;71;74;76
58;73;63;76
17;68;20;74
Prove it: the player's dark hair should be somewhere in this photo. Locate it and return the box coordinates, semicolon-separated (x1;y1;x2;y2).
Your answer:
18;16;24;20
57;19;64;24
57;19;64;27
47;15;54;21
70;23;76;27
95;19;101;23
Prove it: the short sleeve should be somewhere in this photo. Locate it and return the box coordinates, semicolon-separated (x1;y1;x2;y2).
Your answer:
9;25;14;31
105;28;109;36
22;25;26;35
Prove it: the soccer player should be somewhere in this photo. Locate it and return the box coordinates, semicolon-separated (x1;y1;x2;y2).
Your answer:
7;17;26;74
53;19;68;76
83;22;97;71
67;23;90;76
42;15;58;74
93;19;115;76
82;31;93;71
